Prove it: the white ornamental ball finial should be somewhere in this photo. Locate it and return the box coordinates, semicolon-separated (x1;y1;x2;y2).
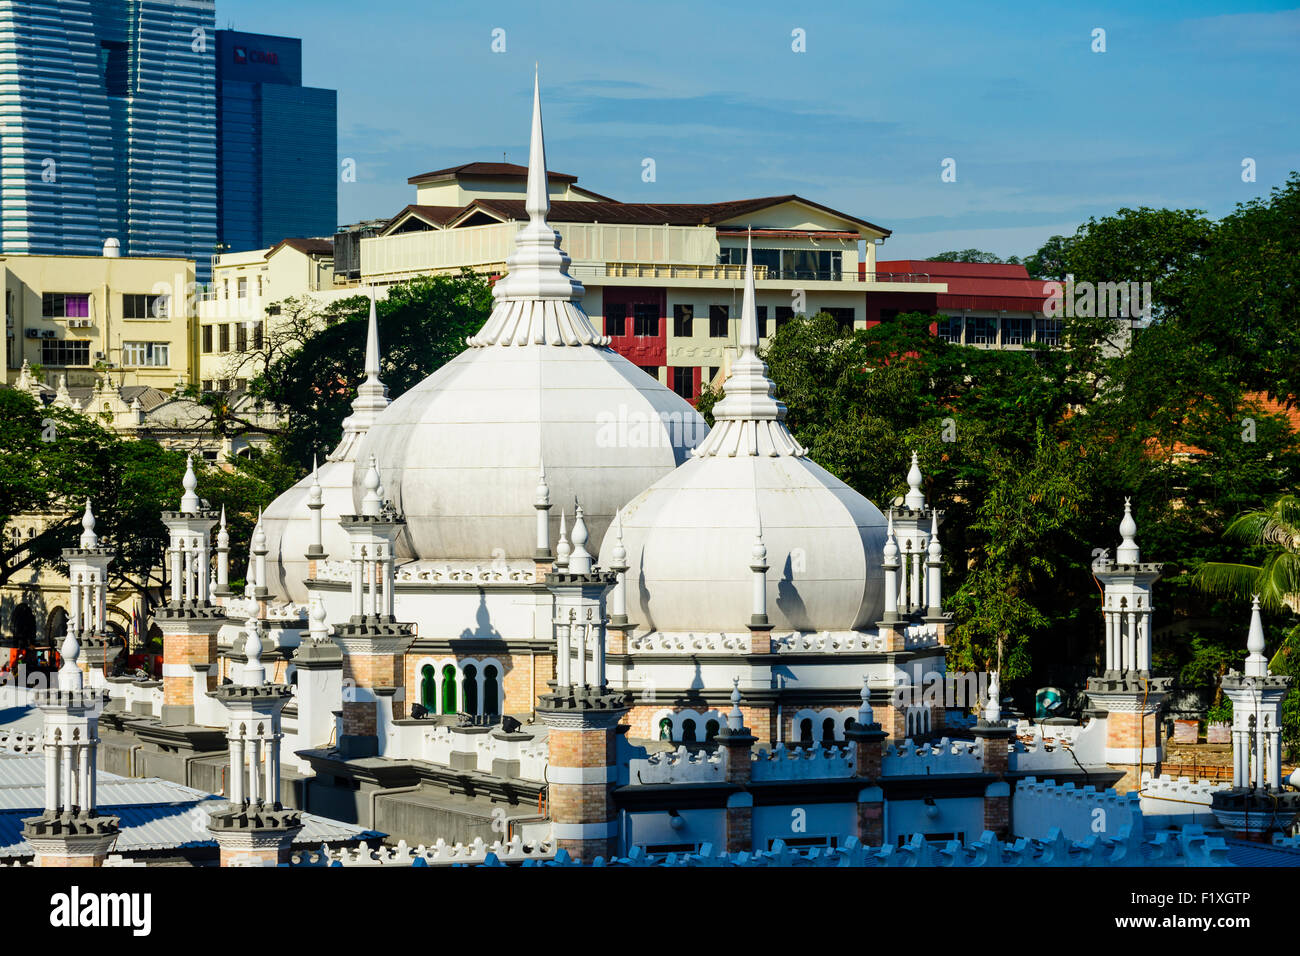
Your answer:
904;451;925;509
309;596;329;641
309;456;323;507
928;510;942;558
611;511;627;570
858;674;873;725
535;459;550;509
253;509;266;553
243;618;264;684
984;671;1002;722
569;502;592;573
180;454;200;513
556;509;571;569
217;505;229;548
751;527;768;569
883;510;899;563
80;498;98;548
1116;497;1140;563
362;454;382;516
1245;594;1268;677
728;677;744;731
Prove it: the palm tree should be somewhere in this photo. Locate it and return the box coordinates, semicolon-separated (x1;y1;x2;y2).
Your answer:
1194;494;1300;619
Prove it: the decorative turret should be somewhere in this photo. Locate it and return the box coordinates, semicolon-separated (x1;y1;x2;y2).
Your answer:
306;456;326;562
569;501;593;574
1211;596;1299;837
251;509;268;601
555;509;571;570
904;451;925;510
749;515;769;629
608;511;629;627
534;456;552;565
1092;498;1162;675
214;505;231;599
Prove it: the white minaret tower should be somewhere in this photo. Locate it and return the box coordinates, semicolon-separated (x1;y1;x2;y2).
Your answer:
881;510;900;625
1092;498;1161;674
207;618;303;866
924;508;944;621
214;505;232;600
891;452;939;616
62;500;120;683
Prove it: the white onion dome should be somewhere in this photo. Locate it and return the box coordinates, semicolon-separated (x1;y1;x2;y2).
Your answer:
598;236;887;633
351;74;704;562
256;291;390;602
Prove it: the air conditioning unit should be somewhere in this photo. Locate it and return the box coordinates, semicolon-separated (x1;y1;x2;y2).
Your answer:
68;318;91;328
40;329;56;338
93;351;106;361
25;328;39;338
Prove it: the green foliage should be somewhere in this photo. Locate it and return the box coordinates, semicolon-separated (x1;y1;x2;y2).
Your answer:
927;249;1021;265
254;270;493;469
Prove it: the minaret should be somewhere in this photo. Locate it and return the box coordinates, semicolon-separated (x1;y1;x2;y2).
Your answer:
924;508;945;622
62;500;121;684
251;508;269;604
331;455;415;758
1211;597;1300;838
538;491;624;862
20;621;120;867
213;505;231;601
1085;498;1170;793
208;620;303;865
533;456;552;575
891;451;936;618
157;455;224;726
306;456;327;577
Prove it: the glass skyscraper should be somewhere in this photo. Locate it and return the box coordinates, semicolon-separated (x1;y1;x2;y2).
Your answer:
216;30;337;253
0;0;217;271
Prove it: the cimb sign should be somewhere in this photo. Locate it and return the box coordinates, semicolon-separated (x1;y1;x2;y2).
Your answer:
233;47;279;65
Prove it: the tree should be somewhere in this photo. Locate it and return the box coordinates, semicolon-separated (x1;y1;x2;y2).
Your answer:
254;270;493;468
927;249;1021;265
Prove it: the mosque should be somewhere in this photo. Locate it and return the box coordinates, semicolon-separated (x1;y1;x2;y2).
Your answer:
3;76;1298;868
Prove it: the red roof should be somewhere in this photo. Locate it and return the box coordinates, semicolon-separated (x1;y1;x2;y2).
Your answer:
874;259;1048;312
265;237;334;259
408;162;579;185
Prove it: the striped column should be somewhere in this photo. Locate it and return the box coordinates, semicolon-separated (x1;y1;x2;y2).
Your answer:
544;713;623;862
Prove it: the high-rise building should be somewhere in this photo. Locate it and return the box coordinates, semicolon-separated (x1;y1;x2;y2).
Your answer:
216;29;337;253
0;0;217;272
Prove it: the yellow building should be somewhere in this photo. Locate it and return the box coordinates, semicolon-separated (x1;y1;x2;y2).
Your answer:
2;246;197;390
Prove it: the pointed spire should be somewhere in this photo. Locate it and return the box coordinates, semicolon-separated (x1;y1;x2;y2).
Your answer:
79;498;98;549
534;456;550;509
1116;497;1140;563
180;454;200;513
1245;595;1268;677
927;509;942;559
217;504;229;548
883;510;899;565
555;509;571;569
857;675;874;726
309;456;322;507
904;452;924;510
728;677;744;731
692;235;806;458
466;73;603;346
569;500;592;573
611;510;627;572
333;289;390;461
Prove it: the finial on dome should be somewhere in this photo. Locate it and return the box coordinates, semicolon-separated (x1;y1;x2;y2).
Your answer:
1245;594;1268;677
79;498;98;548
525;66;549;226
1116;497;1140;563
364;289;381;382
555;509;570;569
180;454;199;513
569;500;592;573
737;228;759;359
242;618;264;686
362;454;382;517
904;452;924;510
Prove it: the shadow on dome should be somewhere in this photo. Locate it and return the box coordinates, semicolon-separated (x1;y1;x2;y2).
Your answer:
459;590;501;641
776;553;810;630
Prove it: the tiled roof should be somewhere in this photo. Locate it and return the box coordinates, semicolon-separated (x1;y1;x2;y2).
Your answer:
265;237;334;259
407;162;578;184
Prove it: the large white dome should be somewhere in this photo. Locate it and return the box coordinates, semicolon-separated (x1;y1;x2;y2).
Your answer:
604;454;886;633
354;344;703;562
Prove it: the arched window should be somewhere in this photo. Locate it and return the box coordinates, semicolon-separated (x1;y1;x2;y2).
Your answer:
421;664;436;710
482;665;499;717
845;716;857;733
822;717;837;745
441;665;458;714
799;718;813;746
658;718;673;741
682;719;697;744
705;719;720;743
463;664;479;715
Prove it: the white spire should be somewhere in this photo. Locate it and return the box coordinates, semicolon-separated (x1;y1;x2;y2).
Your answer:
467;71;606;347
79;498;98;548
555;509;571;569
1116;497;1140;563
611;510;627;571
569;500;593;573
535;457;550;509
252;509;266;553
332;290;390;461
904;452;924;510
693;232;806;458
927;509;941;558
983;670;1002;722
361;454;382;517
1245;594;1268;678
309;455;322;508
59;625;82;692
883;510;899;564
180;454;200;513
217;504;229;548
857;675;873;726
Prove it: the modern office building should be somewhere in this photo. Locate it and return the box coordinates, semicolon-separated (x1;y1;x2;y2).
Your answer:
215;30;337;254
0;0;216;270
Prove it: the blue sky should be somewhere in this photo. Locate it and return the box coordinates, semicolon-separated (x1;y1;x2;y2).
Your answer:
218;0;1300;259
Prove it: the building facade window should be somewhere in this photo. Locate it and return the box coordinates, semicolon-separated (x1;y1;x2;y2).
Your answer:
122;341;169;367
237;277;248;299
824;307;854;332
775;306;793;330
441;665;457;714
40;340;90;366
218;324;230;352
671;366;694;400
252;321;263;351
421;664;436;710
1002;316;1031;346
936;316;962;343
42;293;90;318
632;303;660;337
605;303;627;336
236;322;248;352
122;293;168;319
967;316;997;345
709;305;728;338
463;664;479;715
1035;318;1061;347
672;303;693;337
720;246;841;280
756;305;768;339
638;365;659;380
202;325;213;353
482;665;499;716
